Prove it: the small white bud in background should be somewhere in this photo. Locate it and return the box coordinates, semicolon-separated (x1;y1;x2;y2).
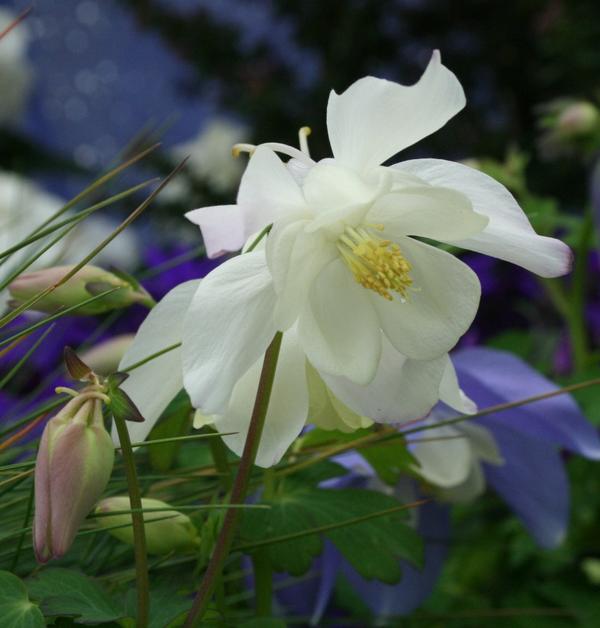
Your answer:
95;496;200;555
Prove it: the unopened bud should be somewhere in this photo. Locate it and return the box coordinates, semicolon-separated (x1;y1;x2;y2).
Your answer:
95;496;199;555
538;99;600;159
79;334;135;376
33;391;115;562
8;265;152;315
557;102;599;137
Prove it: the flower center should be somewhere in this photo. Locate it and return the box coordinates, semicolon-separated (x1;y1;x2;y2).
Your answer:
337;226;412;301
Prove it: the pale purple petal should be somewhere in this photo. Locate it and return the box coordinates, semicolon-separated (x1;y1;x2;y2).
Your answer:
453;346;600;459
185;204;245;258
482;423;569;548
274;542;341;626
342;499;450;618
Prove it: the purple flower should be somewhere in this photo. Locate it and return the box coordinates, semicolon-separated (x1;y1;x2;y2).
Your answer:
275;347;600;622
452;346;600;546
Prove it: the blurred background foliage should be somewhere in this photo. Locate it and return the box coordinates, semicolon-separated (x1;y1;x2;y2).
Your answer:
3;0;600;624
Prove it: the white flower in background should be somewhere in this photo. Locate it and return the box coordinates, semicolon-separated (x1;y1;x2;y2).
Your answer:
0;171;140;304
0;171;64;288
168;118;248;197
409;412;503;503
61;214;141;271
117;279;473;467
121;51;571;466
79;334;135;376
0;7;33;125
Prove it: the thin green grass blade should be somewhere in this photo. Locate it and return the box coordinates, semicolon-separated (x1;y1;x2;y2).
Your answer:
0;287;122;349
25;143;160;238
0;157;187;329
0;178;158;262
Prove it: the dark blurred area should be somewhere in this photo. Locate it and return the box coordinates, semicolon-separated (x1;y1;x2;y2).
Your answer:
1;0;599;205
2;0;600;376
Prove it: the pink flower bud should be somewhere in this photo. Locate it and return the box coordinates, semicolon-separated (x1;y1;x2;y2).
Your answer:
557;102;599;137
8;264;152;315
33;394;115;562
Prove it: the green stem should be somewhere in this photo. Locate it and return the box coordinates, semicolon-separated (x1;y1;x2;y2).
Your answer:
113;414;150;628
183;332;283;627
252;550;273;616
251;467;276;615
262;467;276;500
569;207;594;373
214;578;227;622
209;431;233;492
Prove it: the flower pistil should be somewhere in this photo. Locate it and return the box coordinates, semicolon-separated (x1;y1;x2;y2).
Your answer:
337;226;412;301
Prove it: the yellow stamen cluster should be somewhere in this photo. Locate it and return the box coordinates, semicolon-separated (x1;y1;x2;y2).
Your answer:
338;226;412;301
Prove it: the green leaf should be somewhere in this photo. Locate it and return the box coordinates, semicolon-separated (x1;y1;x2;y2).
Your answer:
107;371;129;387
239;619;287;628
537;582;600;628
359;440;417;485
240;484;423;583
0;571;44;628
122;583;191;628
290;460;348;485
240;491;323;576
312;489;423;582
559;365;600;425
27;568;124;624
147;394;192;472
485;330;535;361
300;426;372;449
109;387;145;423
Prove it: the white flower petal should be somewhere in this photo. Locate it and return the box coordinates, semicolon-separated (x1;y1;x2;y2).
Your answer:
298;259;381;385
237;146;308;234
185;204;245;258
306;362;372;433
394;159;572;277
182;251;278;414
266;219;336;329
439;460;486;502
193;410;215;429
321;337;448;423
367;186;488;242
212;331;309;468
302;160;382;211
286;157;313;186
410;421;473;488
265;218;309;294
460;422;504;465
116;280;200;443
439;358;477;414
372;236;480;360
327;50;465;171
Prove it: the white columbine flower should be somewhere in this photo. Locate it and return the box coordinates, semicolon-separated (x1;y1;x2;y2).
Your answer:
117;278;472;467
120;51;570;466
182;52;570;402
